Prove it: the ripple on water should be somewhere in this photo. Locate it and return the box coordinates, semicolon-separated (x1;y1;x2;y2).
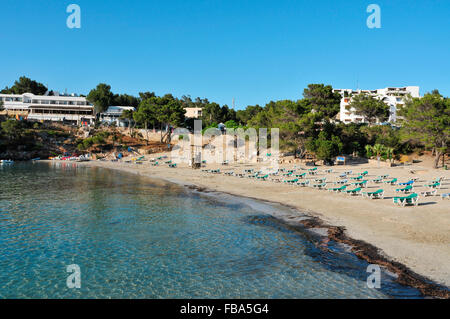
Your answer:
0;163;423;299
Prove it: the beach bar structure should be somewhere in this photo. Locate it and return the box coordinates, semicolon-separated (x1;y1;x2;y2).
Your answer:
0;92;95;125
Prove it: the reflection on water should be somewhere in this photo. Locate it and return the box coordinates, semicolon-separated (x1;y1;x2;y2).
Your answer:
0;162;422;298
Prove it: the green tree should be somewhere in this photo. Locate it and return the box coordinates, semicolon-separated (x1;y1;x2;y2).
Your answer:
236;105;263;125
113;94;140;108
303;84;341;119
87;83;115;113
347;93;390;124
133;102;158;144
120;109;135;134
398;92;450;168
307;131;343;162
1;76;48;95
1;119;23;141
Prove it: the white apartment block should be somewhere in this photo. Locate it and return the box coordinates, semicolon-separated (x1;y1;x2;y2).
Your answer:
0;92;95;125
333;86;420;124
184;107;203;118
99;106;136;127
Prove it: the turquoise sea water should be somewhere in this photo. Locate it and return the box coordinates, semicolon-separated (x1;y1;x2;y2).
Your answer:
0;162;422;298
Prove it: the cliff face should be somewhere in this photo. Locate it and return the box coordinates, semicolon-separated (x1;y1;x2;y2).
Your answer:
0;127;79;161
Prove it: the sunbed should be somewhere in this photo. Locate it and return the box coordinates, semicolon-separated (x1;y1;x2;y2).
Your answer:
441;193;450;200
257;174;269;181
224;171;234;176
393;193;419;207
395;185;414;194
335;179;348;185
168;163;177;168
360;171;369;176
350;175;363;181
344;187;362;195
425;182;441;189
351;180;368;188
398;180;414;186
362;189;384;199
295;173;306;178
372;177;383;183
384;178;398;185
284;178;299;184
296;180;310;187
314;178;326;183
311;182;327;189
420;189;437;197
328;185;347;193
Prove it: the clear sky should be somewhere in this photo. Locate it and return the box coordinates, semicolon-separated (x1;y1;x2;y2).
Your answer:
1;0;449;109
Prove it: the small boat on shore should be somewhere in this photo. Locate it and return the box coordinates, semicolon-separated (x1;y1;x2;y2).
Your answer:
1;160;14;165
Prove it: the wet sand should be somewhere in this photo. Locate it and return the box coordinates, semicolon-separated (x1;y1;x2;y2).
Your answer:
73;158;450;296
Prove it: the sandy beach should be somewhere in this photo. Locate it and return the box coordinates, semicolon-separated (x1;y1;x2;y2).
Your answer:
74;157;450;294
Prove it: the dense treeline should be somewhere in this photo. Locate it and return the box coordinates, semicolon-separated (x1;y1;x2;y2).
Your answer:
1;77;448;167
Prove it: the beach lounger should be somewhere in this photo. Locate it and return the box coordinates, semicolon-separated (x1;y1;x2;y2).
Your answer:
296;180;310;187
344;187;362;196
351;180;368;188
441;193;450;200
168;163;177;168
257;174;269;181
308;167;318;175
335;179;348;185
311;182;327;189
328;185;347;193
395;185;414;194
425;182;441;189
379;174;389;179
224;171;234;176
420;189;437;197
283;172;293;177
344;170;352;175
372;177;383;184
362;189;384;199
384;178;398;185
398;180;414;186
314;178;326;183
350;175;363;181
324;169;333;174
284;178;299;184
360;171;369;176
165;160;172;164
295;173;306;178
393;193;419;207
338;173;347;179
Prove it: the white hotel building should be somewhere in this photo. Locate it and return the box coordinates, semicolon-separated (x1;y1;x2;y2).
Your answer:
0;92;95;125
333;86;420;124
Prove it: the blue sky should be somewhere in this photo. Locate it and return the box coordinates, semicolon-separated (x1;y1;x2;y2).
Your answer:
0;0;449;109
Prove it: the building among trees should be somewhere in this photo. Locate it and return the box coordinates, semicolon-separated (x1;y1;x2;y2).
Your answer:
334;86;420;124
0;92;95;125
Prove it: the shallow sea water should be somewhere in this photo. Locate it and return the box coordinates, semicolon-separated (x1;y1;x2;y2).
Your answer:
0;162;422;298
